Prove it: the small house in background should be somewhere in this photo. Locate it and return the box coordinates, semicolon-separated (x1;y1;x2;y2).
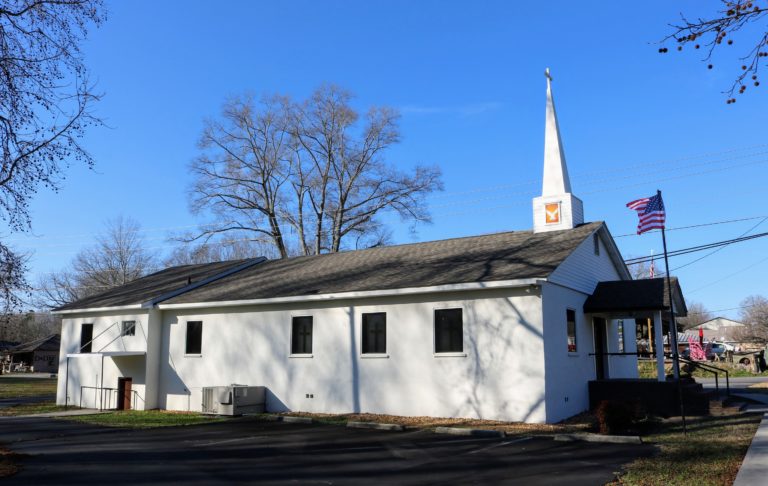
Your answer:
691;317;745;343
0;340;20;372
8;334;60;373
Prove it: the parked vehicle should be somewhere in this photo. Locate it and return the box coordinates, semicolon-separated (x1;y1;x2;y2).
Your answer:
710;343;726;360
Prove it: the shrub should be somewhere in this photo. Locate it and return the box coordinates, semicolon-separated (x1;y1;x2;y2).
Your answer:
595;400;635;434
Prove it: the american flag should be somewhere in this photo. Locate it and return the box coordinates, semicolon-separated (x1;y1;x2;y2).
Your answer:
626;192;666;235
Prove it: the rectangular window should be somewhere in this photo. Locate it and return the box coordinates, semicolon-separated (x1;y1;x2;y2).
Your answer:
122;321;136;337
185;321;203;355
617;320;625;353
593;233;600;256
362;312;386;354
567;309;577;352
80;323;93;353
291;316;313;355
435;308;463;353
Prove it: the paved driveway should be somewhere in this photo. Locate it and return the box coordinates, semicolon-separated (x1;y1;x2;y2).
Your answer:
0;416;654;485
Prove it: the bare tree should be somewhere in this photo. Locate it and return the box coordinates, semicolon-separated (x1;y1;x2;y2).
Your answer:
659;1;767;101
36;216;157;308
164;238;274;266
0;0;104;312
0;311;59;343
677;301;714;330
189;85;442;258
737;294;768;342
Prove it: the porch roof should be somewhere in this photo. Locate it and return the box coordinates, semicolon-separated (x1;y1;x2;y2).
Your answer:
583;277;687;317
65;351;146;358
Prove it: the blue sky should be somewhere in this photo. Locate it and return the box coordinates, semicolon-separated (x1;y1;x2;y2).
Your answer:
9;0;768;318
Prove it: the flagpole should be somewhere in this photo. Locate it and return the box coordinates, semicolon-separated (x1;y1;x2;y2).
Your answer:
658;189;687;434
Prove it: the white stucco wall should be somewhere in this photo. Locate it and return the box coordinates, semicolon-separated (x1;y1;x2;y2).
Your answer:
541;282;595;423
56;310;150;410
541;227;637;423
158;288;548;423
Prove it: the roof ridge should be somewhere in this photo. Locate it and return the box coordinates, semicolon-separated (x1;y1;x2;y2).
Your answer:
267;221;603;264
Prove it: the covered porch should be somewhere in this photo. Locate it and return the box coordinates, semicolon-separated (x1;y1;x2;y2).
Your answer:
582;278;706;416
64;351;147;411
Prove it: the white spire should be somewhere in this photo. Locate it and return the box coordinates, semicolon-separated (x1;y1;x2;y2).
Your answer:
532;68;583;233
542;68;571;195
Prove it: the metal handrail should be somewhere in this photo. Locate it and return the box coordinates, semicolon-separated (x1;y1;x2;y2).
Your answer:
590;351;731;396
80;385;119;410
678;356;730;396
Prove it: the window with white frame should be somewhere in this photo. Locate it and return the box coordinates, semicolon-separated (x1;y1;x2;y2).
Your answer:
291;316;313;355
567;309;577;353
122;320;136;336
362;312;386;354
80;323;93;353
185;321;203;355
617;319;625;353
434;308;463;353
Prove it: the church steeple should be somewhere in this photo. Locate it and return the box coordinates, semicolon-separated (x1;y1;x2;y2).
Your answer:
542;68;571;195
532;68;584;233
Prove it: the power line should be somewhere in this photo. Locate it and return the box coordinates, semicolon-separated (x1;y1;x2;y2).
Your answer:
624;231;768;265
614;215;768;238
687;253;768;294
671;217;768;272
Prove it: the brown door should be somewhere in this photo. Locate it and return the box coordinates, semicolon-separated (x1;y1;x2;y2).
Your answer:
117;377;132;410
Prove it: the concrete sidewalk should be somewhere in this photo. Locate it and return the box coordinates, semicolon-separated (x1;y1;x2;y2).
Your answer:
0;409;110;419
734;412;768;486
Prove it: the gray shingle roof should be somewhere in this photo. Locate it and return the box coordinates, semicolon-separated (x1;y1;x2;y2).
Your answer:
54;259;255;312
162;222;603;305
9;334;60;353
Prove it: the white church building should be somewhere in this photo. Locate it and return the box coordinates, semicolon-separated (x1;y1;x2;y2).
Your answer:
55;73;678;424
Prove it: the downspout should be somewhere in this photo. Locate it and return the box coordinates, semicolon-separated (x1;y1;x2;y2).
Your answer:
100;355;104;411
64;357;69;410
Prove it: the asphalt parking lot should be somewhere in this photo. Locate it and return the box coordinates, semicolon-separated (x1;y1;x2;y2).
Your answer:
0;416;654;485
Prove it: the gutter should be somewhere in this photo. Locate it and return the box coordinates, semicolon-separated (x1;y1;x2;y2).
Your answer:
54;304;144;316
156;278;544;310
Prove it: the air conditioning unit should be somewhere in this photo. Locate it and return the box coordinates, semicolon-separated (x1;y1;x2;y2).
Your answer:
201;385;266;416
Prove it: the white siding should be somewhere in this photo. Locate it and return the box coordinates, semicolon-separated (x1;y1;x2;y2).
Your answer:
548;229;622;294
158;288;548;423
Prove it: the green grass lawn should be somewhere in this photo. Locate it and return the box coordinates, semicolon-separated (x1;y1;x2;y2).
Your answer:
638;360;766;380
0;377;57;399
613;413;762;485
62;410;227;428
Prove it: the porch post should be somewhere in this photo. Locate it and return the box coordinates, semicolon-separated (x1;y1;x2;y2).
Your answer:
653;310;665;382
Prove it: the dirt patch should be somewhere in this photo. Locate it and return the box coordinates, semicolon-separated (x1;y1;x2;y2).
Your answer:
748;382;768;389
277;411;596;435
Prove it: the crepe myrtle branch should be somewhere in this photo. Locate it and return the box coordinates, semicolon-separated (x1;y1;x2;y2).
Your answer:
659;0;768;101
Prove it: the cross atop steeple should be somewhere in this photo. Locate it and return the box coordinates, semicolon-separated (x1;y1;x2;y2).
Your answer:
532;68;584;233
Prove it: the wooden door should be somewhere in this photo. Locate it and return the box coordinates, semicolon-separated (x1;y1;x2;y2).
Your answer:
117;377;132;410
